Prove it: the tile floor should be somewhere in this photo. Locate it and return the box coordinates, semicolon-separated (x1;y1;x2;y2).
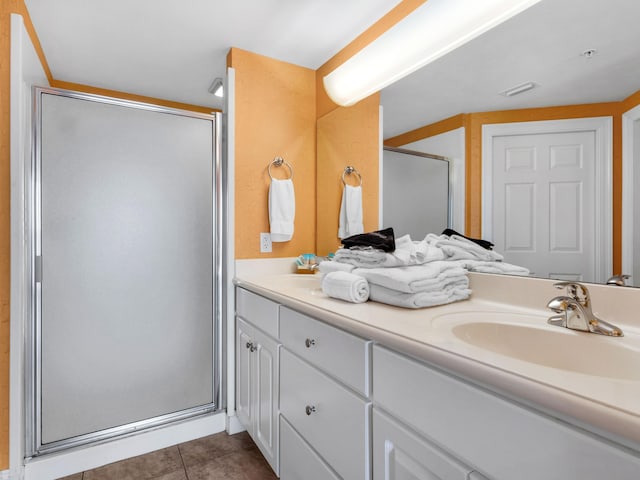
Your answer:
57;431;277;480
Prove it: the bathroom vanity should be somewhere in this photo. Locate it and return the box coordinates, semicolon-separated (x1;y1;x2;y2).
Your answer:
234;264;640;480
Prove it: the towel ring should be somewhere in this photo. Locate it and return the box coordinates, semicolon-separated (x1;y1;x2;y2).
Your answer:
268;156;294;180
341;166;362;186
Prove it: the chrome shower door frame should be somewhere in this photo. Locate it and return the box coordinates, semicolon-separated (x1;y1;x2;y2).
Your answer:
26;86;224;457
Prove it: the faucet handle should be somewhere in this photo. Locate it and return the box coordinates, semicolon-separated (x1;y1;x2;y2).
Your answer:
553;281;590;307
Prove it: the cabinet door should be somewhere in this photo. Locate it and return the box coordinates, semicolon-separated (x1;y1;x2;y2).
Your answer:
252;327;280;474
280;415;340;480
373;409;471;480
236;318;254;431
281;348;370;480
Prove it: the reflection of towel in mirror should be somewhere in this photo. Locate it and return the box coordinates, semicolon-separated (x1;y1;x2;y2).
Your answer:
426;234;503;261
321;271;369;303
354;262;466;293
457;260;530;276
338;185;364;239
368;280;470;309
269;178;295;242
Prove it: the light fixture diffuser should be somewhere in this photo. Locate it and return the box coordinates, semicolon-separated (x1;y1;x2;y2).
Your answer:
208;77;224;97
323;0;542;106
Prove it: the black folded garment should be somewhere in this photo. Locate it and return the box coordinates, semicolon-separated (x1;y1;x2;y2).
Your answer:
441;228;494;251
342;227;396;252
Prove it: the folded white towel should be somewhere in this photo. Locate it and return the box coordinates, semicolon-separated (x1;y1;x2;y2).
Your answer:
269;178;295;242
333;235;445;269
321;271;369;303
319;261;355;275
426;234;503;262
354;262;467;293
368;280;471;309
459;260;530;276
338;185;364;239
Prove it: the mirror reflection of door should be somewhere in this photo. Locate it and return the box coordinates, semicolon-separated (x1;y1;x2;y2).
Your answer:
491;131;595;280
633;119;640;284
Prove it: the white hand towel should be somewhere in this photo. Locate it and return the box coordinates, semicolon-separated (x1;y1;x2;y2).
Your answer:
269;178;295;242
338;185;364;239
321;271;369;303
318;261;355;275
368;281;471;309
354;262;467;293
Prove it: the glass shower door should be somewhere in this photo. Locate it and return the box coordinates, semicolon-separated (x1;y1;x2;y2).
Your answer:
30;88;220;454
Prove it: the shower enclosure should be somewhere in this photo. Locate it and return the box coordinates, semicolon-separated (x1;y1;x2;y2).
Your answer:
26;87;222;456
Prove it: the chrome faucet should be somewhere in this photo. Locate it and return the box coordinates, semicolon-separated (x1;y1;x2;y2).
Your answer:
546;281;623;337
606;274;630;286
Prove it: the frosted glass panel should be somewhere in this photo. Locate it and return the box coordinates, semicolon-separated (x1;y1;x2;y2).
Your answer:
40;93;214;444
383;149;450;239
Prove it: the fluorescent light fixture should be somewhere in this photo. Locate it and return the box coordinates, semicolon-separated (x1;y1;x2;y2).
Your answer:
208;77;224;97
323;0;542;106
499;81;537;97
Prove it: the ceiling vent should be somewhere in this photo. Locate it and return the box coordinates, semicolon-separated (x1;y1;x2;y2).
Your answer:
499;81;537;97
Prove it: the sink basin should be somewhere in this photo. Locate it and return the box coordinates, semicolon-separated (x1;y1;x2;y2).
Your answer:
435;312;639;380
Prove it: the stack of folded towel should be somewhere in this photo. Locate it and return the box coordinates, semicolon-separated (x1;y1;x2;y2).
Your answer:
320;229;530;308
332;234;445;268
354;262;471;309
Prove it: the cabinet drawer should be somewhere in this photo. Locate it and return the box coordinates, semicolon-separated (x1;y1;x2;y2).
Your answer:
280;415;340;480
280;306;371;396
373;345;640;480
236;288;279;338
281;348;370;480
373;408;471;480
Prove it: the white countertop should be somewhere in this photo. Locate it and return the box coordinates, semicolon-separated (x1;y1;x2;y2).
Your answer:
234;261;640;451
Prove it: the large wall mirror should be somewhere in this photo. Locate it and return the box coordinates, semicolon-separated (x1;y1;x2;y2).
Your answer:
320;0;640;286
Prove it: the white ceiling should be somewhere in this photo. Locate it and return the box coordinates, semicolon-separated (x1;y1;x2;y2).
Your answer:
382;0;640;138
23;0;402;108
23;0;640;139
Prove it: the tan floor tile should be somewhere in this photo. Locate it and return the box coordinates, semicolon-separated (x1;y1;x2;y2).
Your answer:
151;470;187;480
83;446;184;480
184;450;276;480
178;431;258;468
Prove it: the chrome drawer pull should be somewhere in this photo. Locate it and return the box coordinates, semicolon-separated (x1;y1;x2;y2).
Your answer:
305;338;316;348
305;405;316;416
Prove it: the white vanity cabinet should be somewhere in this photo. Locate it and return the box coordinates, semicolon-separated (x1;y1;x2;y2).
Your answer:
235;289;281;474
279;306;372;480
373;409;485;480
373;345;640;480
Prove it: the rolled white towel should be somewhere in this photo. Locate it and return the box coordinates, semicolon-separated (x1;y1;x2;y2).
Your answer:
368;280;470;309
321;271;370;304
318;260;355;275
354;262;467;293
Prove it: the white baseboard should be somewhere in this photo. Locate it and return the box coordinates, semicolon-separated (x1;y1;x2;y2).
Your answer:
0;467;24;480
225;414;246;435
24;412;226;480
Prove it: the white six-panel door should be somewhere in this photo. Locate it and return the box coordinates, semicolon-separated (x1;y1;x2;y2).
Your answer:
483;118;612;283
492;130;595;280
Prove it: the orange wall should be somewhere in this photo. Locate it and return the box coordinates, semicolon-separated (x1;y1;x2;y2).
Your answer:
228;48;317;258
386;96;640;275
316;94;380;255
